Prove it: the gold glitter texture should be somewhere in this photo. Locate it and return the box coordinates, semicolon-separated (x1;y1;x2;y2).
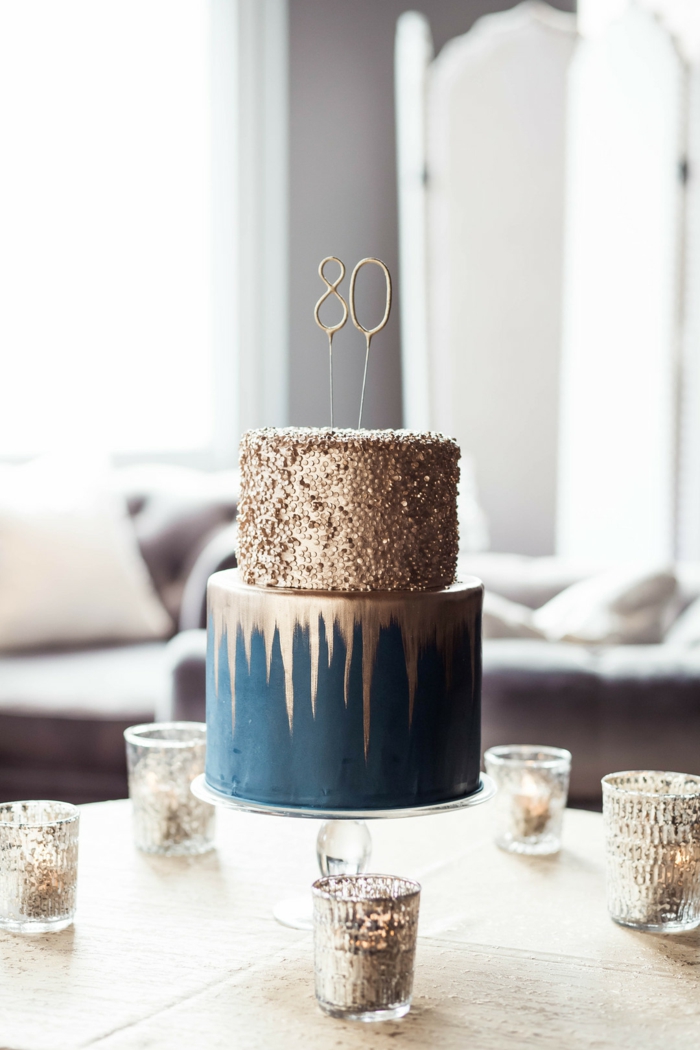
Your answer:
236;428;460;591
210;570;482;756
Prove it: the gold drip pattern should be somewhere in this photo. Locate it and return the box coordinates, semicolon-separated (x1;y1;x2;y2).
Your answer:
210;571;482;757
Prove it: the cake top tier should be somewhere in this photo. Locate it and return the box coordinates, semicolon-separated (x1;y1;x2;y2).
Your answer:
237;427;459;591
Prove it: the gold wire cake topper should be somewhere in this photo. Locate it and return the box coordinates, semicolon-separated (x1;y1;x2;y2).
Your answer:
314;257;392;429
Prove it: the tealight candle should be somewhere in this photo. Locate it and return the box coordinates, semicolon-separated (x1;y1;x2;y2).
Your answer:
603;771;700;932
0;801;79;933
512;770;553;838
312;874;421;1022
484;745;571;855
124;722;215;856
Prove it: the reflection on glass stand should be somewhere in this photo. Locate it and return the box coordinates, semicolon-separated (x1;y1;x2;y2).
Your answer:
191;774;496;930
275;819;372;929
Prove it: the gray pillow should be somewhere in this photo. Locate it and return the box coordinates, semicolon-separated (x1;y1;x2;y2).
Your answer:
482;592;546;640
532;567;677;645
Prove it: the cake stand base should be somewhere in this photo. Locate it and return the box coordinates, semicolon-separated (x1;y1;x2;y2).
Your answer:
191;774;496;929
190;777;495;820
272;895;315;929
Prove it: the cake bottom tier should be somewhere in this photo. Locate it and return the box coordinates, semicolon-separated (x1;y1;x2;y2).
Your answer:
205;570;483;810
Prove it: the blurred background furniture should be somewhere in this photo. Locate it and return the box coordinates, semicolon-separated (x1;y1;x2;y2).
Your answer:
469;554;700;807
0;467;237;804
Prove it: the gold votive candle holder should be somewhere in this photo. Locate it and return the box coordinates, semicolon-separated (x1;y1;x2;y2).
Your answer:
484;745;571;855
603;771;700;932
0;800;79;933
312;874;421;1022
124;722;215;856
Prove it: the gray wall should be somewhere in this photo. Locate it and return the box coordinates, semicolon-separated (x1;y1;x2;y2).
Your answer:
288;0;575;545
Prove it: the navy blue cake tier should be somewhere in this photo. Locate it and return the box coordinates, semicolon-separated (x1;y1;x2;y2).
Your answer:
206;569;483;810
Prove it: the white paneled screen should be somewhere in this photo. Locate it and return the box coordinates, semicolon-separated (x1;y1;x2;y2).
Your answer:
0;0;214;458
557;8;682;562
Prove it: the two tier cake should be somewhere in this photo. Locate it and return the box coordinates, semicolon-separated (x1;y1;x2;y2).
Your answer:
205;427;483;810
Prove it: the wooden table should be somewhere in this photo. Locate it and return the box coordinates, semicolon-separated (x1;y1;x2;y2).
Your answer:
2;799;699;1049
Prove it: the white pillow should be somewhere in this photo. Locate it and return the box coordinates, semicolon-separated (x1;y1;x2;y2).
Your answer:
0;455;172;650
532;566;677;645
482;591;545;640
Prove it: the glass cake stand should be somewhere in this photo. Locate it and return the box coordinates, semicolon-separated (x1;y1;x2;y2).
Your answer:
191;773;496;929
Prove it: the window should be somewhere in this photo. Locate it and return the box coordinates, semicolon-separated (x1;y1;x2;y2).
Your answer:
0;0;215;461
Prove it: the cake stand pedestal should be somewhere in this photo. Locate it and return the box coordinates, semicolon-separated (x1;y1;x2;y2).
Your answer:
191;774;496;930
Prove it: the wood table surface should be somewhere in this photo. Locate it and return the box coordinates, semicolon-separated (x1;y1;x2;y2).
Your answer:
1;798;699;1050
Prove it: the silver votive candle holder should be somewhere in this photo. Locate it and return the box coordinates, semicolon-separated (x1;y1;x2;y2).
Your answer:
484;745;571;855
0;800;79;933
603;770;700;932
312;874;421;1022
124;722;215;856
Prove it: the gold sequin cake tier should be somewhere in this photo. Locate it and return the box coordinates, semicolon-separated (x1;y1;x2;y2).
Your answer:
237;427;459;591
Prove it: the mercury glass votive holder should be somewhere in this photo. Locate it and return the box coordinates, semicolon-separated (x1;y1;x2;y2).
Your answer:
312;874;421;1022
484;745;571;855
124;722;214;856
603;771;700;932
0;800;79;933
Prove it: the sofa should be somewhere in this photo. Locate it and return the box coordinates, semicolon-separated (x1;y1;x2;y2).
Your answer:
5;462;700;809
167;549;700;809
0;466;237;804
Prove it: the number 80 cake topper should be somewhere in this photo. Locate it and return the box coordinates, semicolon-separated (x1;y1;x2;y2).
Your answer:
314;257;392;430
